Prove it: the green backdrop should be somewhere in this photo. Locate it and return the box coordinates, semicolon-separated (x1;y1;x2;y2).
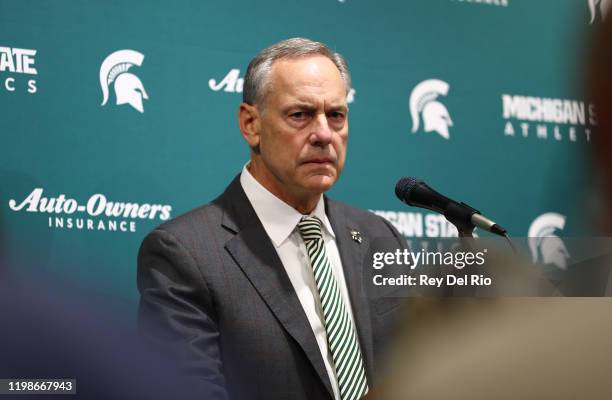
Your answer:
1;0;600;309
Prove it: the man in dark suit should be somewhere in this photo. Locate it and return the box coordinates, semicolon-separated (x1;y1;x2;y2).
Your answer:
137;38;406;400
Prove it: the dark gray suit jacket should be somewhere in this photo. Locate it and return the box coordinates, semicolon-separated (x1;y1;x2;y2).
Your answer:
137;176;407;399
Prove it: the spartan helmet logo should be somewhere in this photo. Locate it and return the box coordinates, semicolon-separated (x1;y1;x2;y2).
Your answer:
528;213;571;270
409;79;453;140
589;0;612;24
100;50;148;113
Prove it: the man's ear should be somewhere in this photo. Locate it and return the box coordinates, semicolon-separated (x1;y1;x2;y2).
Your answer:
238;103;261;150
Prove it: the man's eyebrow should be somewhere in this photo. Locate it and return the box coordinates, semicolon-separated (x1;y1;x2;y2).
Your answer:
327;104;348;113
282;102;348;114
283;102;317;112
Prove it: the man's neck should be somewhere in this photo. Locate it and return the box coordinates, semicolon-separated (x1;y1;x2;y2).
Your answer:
247;162;321;215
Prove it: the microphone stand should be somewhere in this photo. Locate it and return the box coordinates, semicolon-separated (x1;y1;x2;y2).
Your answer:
445;201;478;238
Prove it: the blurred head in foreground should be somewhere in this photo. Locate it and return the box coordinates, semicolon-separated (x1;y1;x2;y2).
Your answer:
588;8;612;233
0;273;206;400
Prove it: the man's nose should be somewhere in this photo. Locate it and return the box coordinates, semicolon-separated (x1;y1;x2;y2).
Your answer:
309;113;333;147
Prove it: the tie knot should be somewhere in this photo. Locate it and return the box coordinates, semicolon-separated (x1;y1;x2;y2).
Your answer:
298;215;323;241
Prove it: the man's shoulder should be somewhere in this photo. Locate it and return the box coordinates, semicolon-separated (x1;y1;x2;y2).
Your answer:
146;200;225;246
160;201;223;233
150;176;242;240
167;201;221;226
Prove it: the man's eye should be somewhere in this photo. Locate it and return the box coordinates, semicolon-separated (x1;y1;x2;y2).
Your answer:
290;112;307;119
329;112;345;120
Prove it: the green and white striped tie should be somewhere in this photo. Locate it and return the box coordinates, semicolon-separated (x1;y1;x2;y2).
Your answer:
297;216;369;400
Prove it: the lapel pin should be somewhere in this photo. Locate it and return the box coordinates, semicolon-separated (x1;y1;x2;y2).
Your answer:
350;230;362;244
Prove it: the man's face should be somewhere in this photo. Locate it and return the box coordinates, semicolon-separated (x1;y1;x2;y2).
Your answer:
251;55;349;203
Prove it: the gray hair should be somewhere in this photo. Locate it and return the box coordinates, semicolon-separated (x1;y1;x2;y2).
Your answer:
242;37;351;107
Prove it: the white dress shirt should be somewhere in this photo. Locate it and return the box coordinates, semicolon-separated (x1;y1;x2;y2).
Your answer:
240;163;358;400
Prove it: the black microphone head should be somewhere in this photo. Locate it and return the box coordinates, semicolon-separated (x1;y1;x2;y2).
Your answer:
395;176;420;202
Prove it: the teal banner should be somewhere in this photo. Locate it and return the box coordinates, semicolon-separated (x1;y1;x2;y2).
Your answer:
1;0;601;309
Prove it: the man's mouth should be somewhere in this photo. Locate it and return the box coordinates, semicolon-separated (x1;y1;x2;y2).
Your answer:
302;157;335;165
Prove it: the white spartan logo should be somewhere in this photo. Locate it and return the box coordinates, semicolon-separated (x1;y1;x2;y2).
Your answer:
100;50;149;113
589;0;611;24
409;79;453;140
528;212;571;270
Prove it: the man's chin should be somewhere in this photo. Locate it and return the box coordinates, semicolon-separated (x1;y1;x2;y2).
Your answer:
303;175;337;193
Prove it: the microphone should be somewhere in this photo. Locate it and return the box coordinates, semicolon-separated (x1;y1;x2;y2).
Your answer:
395;177;507;236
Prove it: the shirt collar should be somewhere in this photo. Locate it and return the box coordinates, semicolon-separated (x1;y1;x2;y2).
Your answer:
240;162;336;247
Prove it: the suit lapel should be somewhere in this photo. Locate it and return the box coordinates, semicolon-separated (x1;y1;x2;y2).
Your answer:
219;177;334;398
325;198;375;383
